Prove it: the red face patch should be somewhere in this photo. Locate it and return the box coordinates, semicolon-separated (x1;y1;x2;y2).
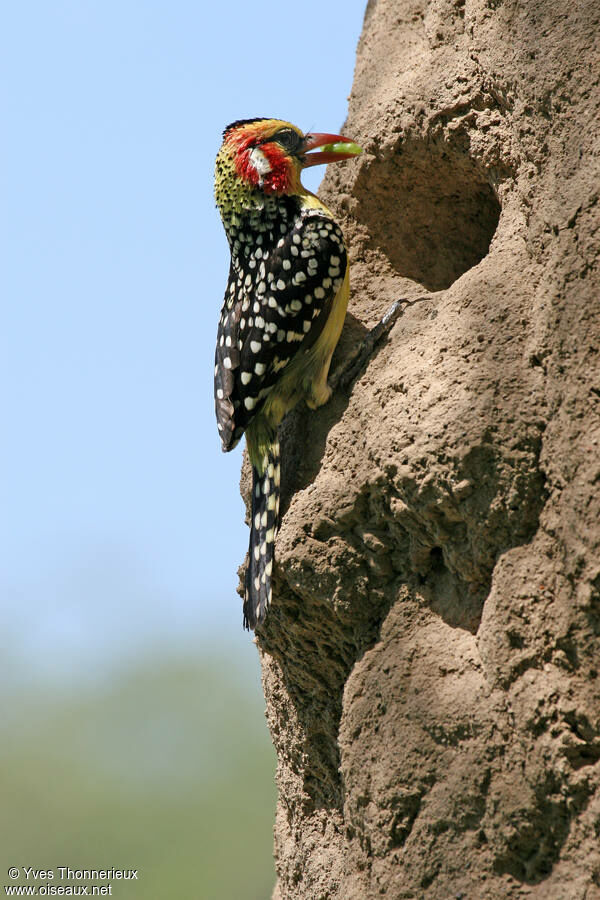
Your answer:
259;142;294;194
226;129;295;194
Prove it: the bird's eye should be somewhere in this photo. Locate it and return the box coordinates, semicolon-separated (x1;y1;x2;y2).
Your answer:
271;128;303;154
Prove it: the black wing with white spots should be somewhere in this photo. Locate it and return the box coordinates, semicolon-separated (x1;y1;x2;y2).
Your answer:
214;211;347;451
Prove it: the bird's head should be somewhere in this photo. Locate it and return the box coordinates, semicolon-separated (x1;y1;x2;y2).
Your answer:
216;117;361;198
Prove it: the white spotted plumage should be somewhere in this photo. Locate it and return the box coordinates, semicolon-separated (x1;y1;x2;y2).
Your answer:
214;208;347;453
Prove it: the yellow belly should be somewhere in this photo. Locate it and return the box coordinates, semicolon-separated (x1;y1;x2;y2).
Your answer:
262;266;350;426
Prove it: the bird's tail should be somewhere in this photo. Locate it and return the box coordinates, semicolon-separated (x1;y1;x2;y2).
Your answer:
243;437;281;630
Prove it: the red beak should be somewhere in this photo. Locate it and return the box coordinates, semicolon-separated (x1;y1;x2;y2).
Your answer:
302;132;362;167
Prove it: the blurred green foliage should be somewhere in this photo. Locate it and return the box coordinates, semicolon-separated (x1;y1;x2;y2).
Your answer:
0;651;276;899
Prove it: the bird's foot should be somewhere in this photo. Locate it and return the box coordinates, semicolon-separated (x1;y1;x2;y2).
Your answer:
332;294;436;392
305;380;332;410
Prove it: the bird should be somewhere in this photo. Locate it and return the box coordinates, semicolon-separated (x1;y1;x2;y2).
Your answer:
213;117;361;630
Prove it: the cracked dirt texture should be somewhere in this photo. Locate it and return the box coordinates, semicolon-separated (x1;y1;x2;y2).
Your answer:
244;0;600;896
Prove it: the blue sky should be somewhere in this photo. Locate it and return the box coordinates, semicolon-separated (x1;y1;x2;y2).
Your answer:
1;0;367;682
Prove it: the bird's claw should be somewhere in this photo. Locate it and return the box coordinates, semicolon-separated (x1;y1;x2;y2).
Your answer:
332;294;435;391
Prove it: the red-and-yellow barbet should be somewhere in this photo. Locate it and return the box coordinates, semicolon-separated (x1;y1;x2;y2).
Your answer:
213;118;361;630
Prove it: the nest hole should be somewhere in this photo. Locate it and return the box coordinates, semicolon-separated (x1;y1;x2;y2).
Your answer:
353;139;501;291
